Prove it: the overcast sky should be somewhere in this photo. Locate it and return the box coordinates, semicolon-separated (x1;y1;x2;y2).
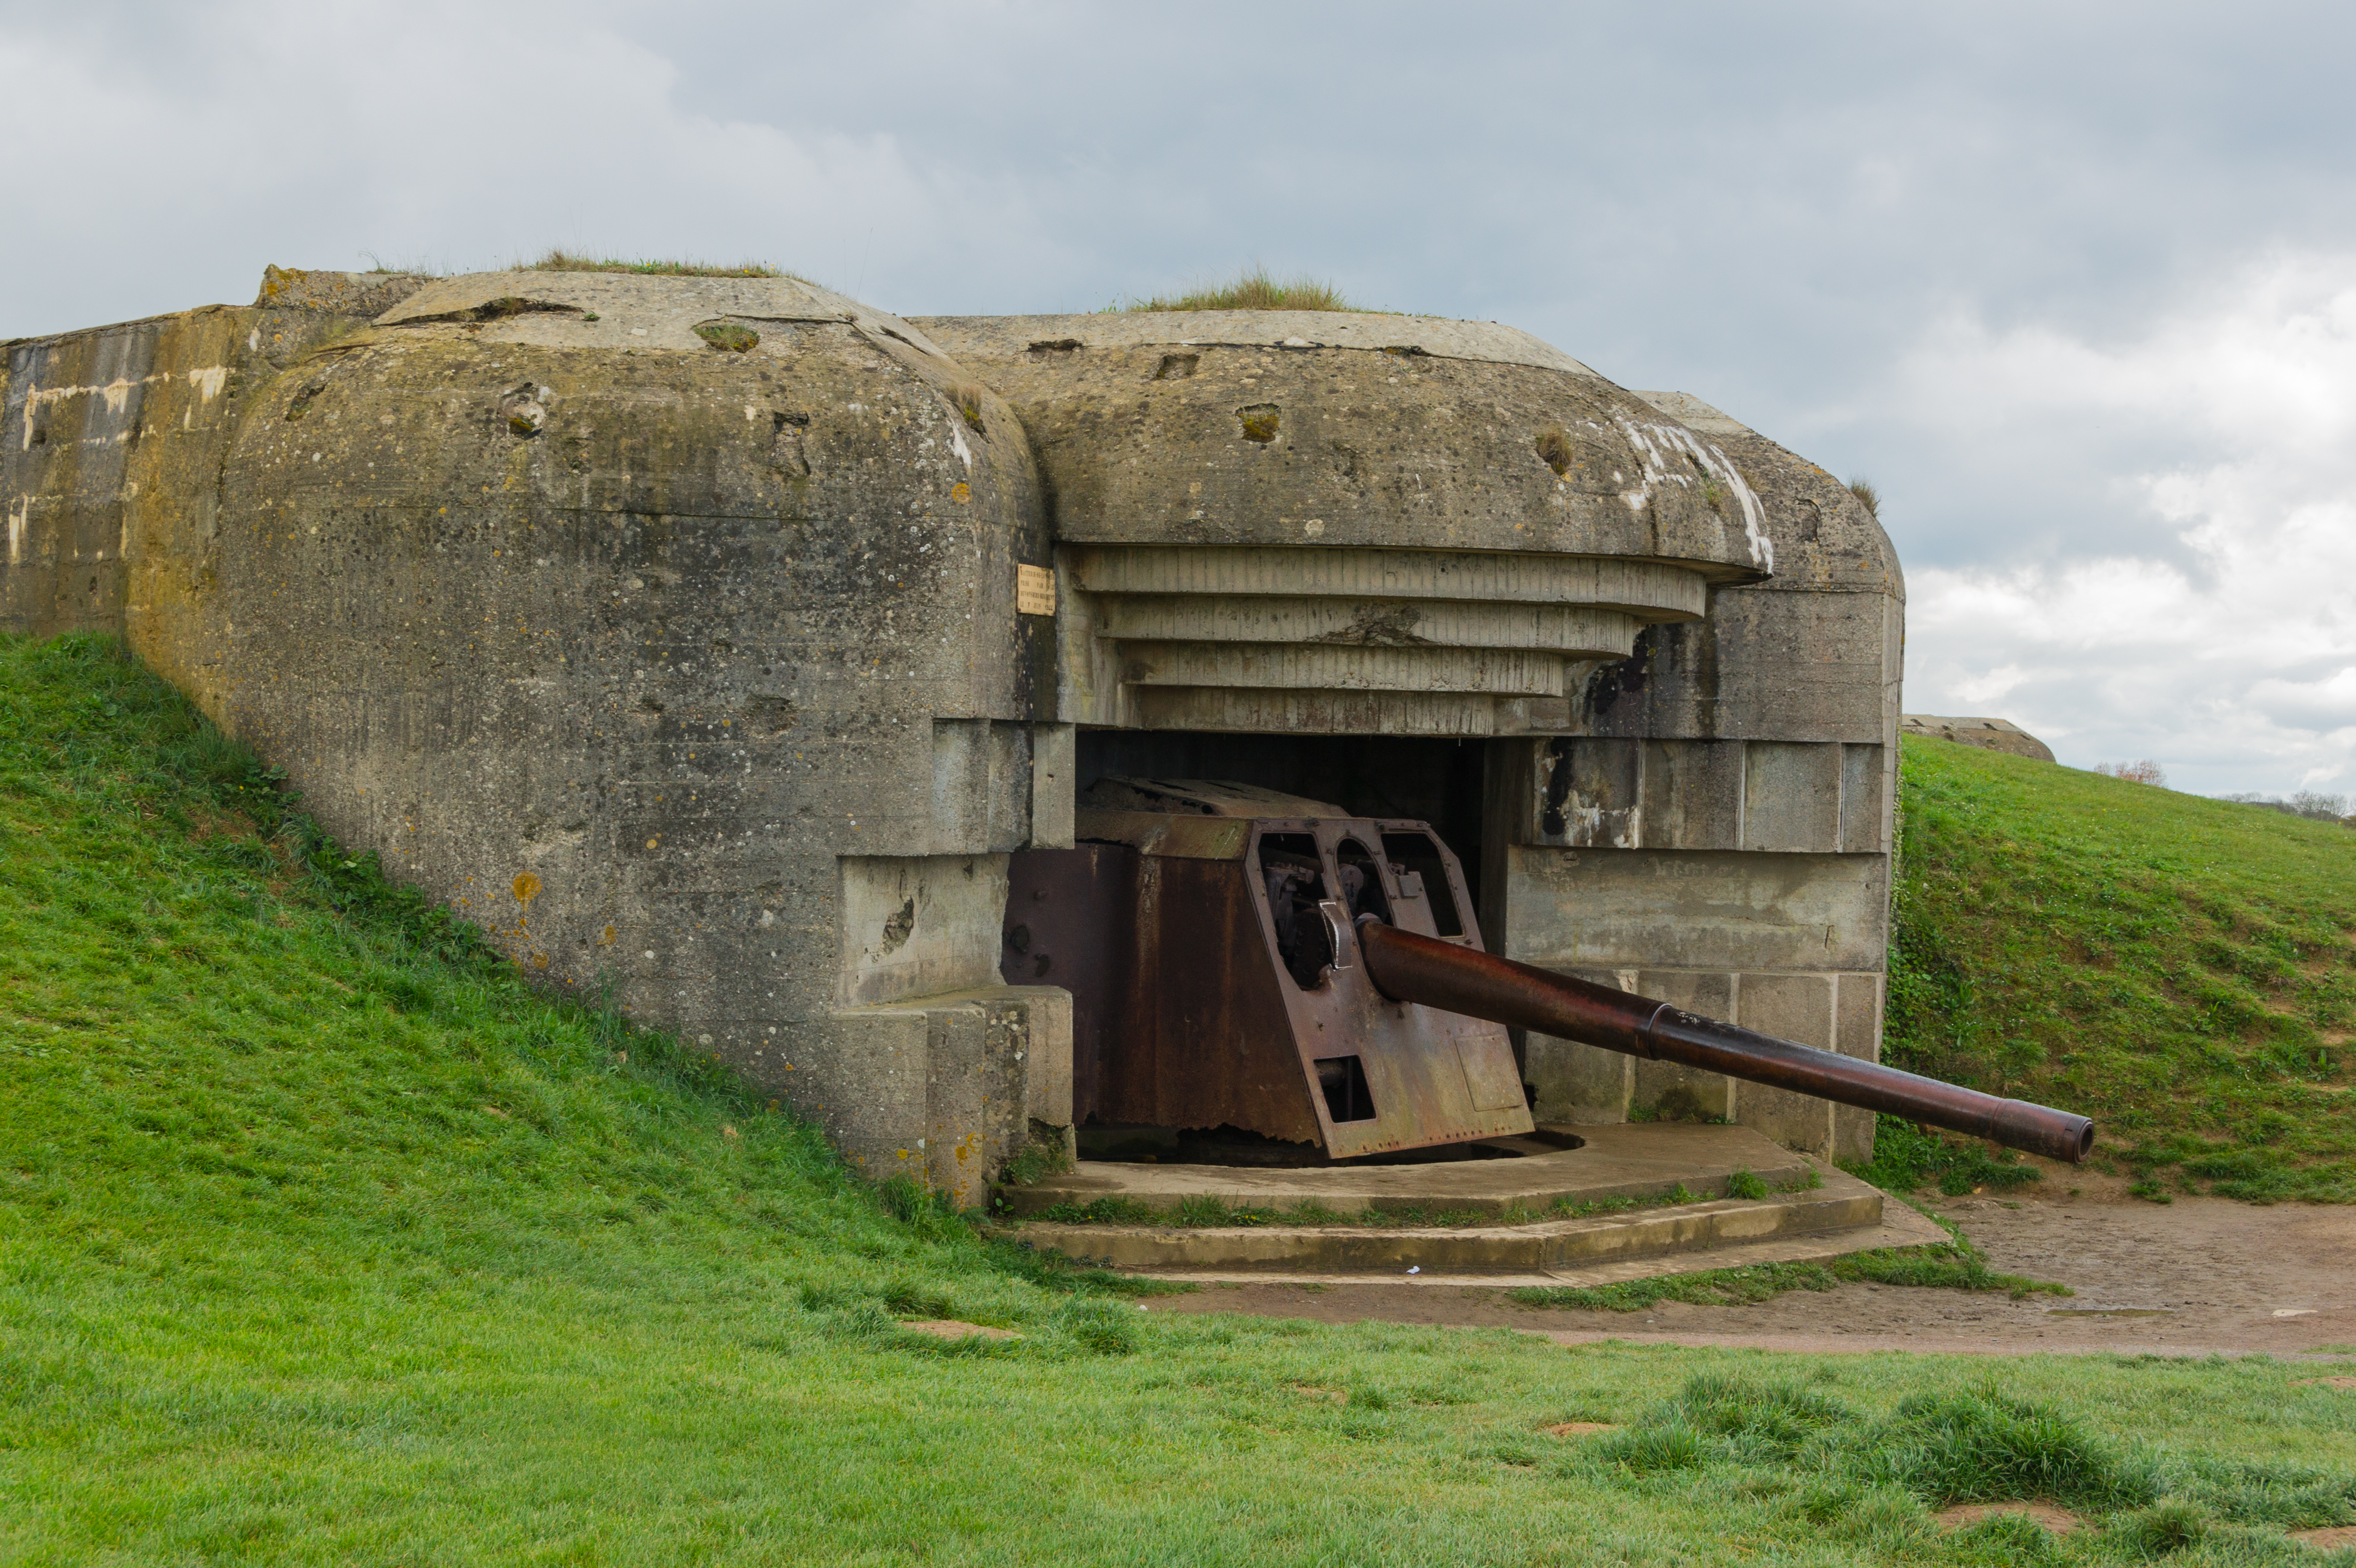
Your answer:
6;1;2352;797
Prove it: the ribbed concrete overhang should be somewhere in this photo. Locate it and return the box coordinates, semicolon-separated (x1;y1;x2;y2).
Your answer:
915;310;1778;735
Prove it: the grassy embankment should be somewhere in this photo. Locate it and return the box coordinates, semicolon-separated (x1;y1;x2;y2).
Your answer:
1875;738;2356;1203
5;634;2356;1564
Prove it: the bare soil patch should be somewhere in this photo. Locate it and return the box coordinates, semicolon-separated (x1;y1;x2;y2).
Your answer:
1933;1501;2081;1534
898;1320;1019;1341
1544;1421;1618;1437
1150;1192;2356;1357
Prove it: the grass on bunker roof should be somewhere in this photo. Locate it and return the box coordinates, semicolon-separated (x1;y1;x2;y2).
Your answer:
5;633;2356;1565
1875;738;2356;1204
1125;263;1367;312
525;247;802;280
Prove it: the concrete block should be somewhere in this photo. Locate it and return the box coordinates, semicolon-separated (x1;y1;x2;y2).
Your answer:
1733;972;1837;1154
773;1007;932;1183
1840;743;1891;853
1633;970;1736;1121
929;719;1035;854
1641;739;1744;850
1003;1122;1821;1220
1832;971;1885;1164
1743;741;1843;852
1502;846;1889;974
1030;723;1076;848
836;855;1011;1007
826;983;1074;1207
1541;737;1642;847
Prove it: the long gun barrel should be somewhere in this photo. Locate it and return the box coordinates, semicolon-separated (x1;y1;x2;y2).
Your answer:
1354;917;2094;1163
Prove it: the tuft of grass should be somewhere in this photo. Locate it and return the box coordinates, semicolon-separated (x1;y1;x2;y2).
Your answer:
1052;1296;1143;1356
527;248;801;280
2106;1499;2210;1555
950;382;988;433
1674;1373;1853;1461
1848;1113;2044;1197
357;251;444;277
998;1136;1074;1188
1848;476;1881;516
1859;1386;2158;1509
1563;1371;2356;1555
1127;264;1363;312
693;321;761;353
1887;736;2356;1201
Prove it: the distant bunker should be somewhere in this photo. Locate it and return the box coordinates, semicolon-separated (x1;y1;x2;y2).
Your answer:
2;267;1905;1203
1900;714;2055;765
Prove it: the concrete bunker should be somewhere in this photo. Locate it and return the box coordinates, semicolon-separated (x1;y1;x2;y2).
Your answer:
5;266;1915;1203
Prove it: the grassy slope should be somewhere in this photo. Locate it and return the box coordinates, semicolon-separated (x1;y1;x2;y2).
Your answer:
4;635;2355;1566
1887;738;2356;1200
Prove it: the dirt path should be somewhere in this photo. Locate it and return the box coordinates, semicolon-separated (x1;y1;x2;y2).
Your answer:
1147;1192;2356;1357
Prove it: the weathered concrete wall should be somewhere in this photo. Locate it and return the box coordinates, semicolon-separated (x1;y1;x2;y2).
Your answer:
3;268;1075;1205
1478;393;1903;1159
917;313;1775;737
3;277;403;644
6;271;1903;1173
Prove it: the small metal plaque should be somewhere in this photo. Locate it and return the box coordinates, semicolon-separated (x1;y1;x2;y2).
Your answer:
1017;563;1056;616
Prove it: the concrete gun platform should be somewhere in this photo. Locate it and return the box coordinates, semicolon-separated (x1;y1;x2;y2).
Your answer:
994;1124;1942;1281
998;1122;1820;1220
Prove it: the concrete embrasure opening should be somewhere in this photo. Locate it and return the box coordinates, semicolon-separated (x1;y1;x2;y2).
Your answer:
1076;731;1488;906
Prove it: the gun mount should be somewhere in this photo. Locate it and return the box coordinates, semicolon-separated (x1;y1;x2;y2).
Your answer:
1009;778;2091;1165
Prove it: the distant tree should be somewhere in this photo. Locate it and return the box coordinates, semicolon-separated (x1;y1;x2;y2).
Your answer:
2218;789;2351;822
2097;760;2168;787
2289;790;2350;821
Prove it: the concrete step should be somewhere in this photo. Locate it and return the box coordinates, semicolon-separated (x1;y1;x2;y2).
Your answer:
990;1123;1942;1281
1007;1163;1894;1276
997;1122;1821;1222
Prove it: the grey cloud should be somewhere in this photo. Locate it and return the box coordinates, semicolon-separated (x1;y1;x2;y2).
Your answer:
7;0;2355;792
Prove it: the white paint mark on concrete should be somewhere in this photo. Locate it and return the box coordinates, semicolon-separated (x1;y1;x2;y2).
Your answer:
948;422;973;473
186;367;228;401
7;496;27;565
1612;416;1775;572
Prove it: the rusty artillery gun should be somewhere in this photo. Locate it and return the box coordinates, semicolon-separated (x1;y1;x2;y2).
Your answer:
1006;778;2092;1166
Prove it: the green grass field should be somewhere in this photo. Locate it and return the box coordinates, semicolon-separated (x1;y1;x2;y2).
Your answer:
1885;738;2356;1201
5;634;2356;1564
